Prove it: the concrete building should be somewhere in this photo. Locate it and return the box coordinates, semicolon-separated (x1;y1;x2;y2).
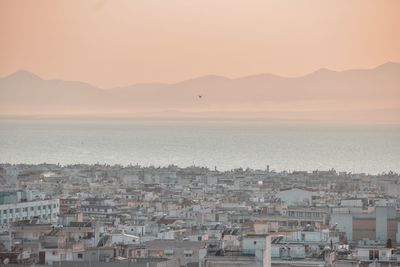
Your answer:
331;206;399;243
285;206;328;227
0;190;45;205
52;258;178;267
276;188;313;205
146;240;207;266
0;191;59;224
204;234;271;267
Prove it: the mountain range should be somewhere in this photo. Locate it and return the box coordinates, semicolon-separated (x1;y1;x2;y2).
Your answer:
1;62;399;123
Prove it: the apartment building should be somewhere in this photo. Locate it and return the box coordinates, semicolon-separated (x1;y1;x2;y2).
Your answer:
0;190;59;224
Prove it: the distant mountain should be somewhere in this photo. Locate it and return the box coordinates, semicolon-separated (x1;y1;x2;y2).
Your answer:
1;63;400;122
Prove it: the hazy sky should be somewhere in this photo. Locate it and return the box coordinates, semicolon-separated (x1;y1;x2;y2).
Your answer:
1;0;399;88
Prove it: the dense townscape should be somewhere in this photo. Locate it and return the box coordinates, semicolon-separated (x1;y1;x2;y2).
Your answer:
0;163;399;267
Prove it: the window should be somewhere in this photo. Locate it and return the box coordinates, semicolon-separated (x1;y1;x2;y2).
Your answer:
369;250;379;260
31;207;34;211
184;250;193;258
164;249;174;255
77;253;83;259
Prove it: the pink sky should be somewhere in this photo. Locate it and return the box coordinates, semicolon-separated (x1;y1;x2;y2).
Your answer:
1;0;400;88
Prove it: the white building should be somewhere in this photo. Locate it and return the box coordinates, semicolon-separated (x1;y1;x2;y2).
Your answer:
276;188;313;205
204;234;271;267
109;232;140;245
0;198;60;224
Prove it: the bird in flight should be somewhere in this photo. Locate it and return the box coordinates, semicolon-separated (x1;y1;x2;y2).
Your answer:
198;95;203;99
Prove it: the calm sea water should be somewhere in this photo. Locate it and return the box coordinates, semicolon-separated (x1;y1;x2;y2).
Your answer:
0;119;399;174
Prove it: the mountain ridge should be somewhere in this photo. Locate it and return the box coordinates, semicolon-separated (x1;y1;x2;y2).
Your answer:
2;61;399;89
1;62;400;123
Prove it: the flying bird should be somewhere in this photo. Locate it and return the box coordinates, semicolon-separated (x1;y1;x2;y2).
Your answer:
198;95;203;99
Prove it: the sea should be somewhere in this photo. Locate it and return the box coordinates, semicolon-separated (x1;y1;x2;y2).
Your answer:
0;119;399;174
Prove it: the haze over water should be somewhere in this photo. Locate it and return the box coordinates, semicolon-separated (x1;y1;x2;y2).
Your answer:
1;119;399;174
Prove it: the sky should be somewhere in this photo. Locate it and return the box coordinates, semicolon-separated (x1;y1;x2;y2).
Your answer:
0;0;400;88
